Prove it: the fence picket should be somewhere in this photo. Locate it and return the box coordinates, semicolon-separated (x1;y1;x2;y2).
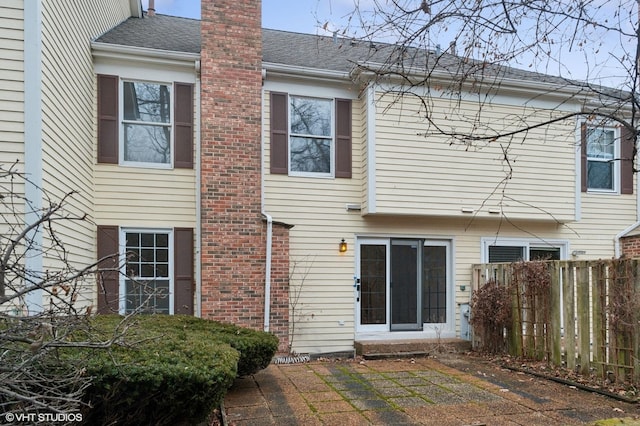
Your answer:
576;262;590;376
591;262;606;379
549;261;562;365
562;262;576;371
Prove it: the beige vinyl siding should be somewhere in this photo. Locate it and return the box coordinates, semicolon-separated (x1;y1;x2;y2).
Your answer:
265;84;638;354
94;167;197;228
38;0;132;280
373;92;576;221
0;1;24;163
265;91;364;354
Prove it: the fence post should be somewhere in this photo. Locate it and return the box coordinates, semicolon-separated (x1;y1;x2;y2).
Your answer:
549;261;562;366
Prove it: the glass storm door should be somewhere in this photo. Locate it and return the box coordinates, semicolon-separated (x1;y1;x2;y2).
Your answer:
391;239;421;330
357;240;389;332
357;238;452;334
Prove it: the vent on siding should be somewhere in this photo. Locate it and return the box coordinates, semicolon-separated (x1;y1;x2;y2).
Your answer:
488;246;524;263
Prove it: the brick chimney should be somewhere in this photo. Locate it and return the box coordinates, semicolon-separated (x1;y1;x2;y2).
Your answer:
147;0;155;16
199;0;272;332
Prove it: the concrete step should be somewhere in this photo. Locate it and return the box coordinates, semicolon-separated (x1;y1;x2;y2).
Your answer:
355;339;472;360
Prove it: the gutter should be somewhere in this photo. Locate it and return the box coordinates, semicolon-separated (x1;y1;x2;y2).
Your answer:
91;42;200;67
262;62;351;83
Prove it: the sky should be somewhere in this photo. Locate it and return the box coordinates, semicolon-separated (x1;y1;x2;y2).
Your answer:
140;0;628;88
141;0;351;34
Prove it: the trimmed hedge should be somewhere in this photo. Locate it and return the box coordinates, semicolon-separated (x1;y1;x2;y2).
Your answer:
68;315;277;425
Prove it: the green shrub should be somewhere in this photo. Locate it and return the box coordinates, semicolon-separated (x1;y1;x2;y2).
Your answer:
72;315;239;425
68;315;278;425
208;321;279;376
126;315;280;377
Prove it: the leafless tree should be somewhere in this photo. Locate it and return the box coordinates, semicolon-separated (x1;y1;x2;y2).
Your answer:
0;162;131;418
324;0;639;210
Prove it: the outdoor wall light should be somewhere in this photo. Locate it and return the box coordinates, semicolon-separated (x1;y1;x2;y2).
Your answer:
339;239;348;253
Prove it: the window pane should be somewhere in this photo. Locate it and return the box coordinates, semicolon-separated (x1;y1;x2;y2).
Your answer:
587;128;615;159
123;231;172;314
156;248;168;262
140;233;154;247
587;160;613;190
125;279;170;314
291;137;331;173
423;246;447;324
360;245;387;325
290;137;331;173
290;97;331;136
141;263;155;277
530;247;560;260
126;233;139;246
156;264;169;278
156;234;169;248
124;124;171;164
488;246;524;263
123;82;170;123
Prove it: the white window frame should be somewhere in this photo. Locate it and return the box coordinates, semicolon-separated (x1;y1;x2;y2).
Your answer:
355;237;456;340
480;237;569;263
287;94;335;178
119;79;174;169
119;228;174;314
585;125;620;194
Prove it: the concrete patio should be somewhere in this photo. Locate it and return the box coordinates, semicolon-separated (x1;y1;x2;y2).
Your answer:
223;354;640;425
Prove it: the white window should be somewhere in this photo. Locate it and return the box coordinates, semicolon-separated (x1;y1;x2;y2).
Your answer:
586;127;617;191
122;81;172;166
481;238;567;263
120;229;173;314
289;95;333;176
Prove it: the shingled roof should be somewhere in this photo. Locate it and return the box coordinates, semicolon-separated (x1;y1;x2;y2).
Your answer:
93;13;591;90
94;14;200;54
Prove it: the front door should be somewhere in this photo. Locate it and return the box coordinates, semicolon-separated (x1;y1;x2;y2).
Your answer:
356;238;452;335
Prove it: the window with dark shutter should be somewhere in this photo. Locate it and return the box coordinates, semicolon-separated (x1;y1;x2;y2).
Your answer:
270;92;352;178
97;75;119;164
174;228;194;315
621;125;634;195
335;98;352;178
270;92;288;174
581;122;631;194
98;76;193;168
97;225;119;313
174;83;194;169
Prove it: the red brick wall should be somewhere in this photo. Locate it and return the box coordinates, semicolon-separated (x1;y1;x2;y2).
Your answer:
200;0;264;324
621;235;640;257
270;223;291;353
200;0;289;349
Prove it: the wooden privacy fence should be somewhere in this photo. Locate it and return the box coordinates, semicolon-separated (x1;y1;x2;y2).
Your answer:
471;259;640;384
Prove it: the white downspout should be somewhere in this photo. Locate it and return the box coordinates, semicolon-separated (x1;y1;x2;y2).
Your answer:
263;213;273;332
261;69;273;332
195;61;202;317
24;0;44;313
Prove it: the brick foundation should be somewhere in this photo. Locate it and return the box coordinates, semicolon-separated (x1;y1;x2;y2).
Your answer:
621;235;640;258
200;0;289;349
